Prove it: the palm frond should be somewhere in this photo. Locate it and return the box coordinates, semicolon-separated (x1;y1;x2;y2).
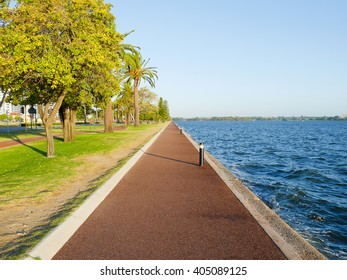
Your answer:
122;51;158;88
123;30;135;38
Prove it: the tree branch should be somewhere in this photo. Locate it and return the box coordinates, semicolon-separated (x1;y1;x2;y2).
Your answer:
0;89;7;109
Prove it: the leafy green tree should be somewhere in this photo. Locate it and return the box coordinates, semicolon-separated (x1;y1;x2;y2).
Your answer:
139;87;158;122
76;103;92;123
158;97;170;121
116;81;134;125
0;0;9;11
0;0;123;156
116;85;161;124
0;0;12;110
0;113;7;121
123;50;157;127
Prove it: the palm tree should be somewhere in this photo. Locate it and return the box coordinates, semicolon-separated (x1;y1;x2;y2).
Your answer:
103;33;138;132
123;51;158;127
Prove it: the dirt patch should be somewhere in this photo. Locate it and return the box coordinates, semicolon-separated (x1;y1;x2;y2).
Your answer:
0;127;159;259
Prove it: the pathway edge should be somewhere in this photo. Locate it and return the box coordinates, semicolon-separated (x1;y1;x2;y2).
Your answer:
25;123;170;260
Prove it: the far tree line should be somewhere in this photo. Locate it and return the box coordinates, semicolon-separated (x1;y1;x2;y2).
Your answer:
0;0;170;157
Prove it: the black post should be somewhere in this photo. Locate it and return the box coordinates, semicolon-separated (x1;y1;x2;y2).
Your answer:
180;128;182;135
199;143;204;166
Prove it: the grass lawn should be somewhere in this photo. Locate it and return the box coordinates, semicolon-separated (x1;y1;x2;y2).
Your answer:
0;122;167;259
0;124;107;142
0;124;139;204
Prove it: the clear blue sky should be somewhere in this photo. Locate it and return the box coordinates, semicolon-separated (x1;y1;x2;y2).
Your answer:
108;0;346;118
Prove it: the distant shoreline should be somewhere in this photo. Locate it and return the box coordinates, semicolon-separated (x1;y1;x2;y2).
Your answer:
173;116;347;121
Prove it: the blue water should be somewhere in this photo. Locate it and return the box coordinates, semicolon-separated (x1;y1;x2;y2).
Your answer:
176;120;347;259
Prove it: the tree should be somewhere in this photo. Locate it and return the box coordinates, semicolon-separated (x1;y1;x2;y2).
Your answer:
76;103;92;123
103;40;138;132
58;97;79;142
139;87;158;122
123;51;158;127
0;0;123;156
0;0;11;110
0;1;9;8
116;81;134;125
158;97;170;121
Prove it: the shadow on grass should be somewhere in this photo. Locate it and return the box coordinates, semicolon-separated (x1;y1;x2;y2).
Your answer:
5;135;64;157
9;135;47;157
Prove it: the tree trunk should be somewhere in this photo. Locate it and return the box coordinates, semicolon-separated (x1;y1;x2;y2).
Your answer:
69;109;76;142
127;112;131;126
104;100;113;132
63;107;71;142
38;93;66;158
45;122;55;158
134;79;140;127
83;105;87;124
115;104;120;123
61;107;76;142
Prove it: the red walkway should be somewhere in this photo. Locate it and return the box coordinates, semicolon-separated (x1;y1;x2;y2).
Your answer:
53;122;285;260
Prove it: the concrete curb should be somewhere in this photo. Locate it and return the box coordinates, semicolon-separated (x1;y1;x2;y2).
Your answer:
178;124;326;260
25;123;169;260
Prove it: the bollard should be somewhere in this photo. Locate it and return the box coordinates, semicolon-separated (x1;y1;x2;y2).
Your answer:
199;143;204;166
180;128;182;135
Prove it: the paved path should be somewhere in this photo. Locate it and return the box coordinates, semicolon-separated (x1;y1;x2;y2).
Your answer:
53;122;286;260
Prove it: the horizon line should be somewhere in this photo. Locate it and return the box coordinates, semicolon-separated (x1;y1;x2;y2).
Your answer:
172;115;347;119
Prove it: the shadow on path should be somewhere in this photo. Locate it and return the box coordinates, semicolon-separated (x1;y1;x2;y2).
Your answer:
144;152;198;166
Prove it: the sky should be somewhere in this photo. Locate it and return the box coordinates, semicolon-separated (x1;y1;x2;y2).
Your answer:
107;0;346;118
